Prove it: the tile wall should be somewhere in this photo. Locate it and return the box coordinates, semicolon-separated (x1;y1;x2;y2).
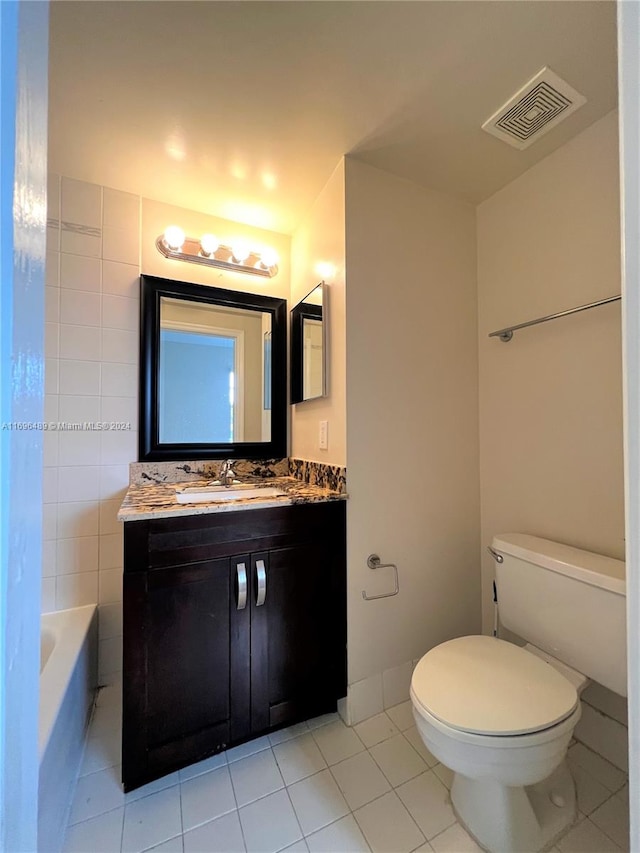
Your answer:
44;174;141;684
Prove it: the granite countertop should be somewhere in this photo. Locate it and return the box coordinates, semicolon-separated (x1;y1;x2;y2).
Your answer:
117;475;347;522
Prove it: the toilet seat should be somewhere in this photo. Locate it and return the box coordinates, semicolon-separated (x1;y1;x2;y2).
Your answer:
412;636;578;736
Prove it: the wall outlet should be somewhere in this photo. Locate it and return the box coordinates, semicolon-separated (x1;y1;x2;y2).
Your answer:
319;420;329;450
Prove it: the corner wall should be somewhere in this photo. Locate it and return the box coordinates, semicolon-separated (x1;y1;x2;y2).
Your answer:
343;159;481;720
290;161;346;466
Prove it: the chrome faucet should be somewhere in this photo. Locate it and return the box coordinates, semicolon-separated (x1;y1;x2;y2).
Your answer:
218;459;236;486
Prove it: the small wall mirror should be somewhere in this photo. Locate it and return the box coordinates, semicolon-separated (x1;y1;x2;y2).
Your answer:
140;275;287;460
291;282;328;404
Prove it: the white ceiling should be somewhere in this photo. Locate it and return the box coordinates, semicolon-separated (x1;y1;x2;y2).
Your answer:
48;1;618;235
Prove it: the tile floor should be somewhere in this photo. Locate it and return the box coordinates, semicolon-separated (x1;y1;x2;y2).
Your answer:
64;686;630;853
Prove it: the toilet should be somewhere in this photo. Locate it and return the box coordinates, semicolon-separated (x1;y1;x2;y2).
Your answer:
410;533;626;853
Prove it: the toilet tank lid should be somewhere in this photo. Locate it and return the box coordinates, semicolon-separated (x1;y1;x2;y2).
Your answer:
492;534;625;596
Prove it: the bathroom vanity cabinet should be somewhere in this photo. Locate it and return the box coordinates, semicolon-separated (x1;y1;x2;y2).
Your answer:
122;501;346;791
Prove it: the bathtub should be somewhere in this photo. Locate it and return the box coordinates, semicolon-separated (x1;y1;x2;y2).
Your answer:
38;605;98;853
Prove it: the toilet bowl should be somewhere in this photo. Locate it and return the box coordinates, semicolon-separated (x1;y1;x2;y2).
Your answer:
411;636;582;852
410;534;626;853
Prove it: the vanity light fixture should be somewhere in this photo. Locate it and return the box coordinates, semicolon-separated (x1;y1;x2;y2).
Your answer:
157;226;279;278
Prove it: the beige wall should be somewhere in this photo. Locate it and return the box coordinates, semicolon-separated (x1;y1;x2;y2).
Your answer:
344;159;481;687
477;110;624;632
290;161;346;465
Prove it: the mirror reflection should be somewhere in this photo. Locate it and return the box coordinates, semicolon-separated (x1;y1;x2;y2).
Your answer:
159;297;272;444
291;283;327;404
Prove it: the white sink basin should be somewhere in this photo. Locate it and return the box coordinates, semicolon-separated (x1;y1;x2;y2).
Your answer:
176;484;288;504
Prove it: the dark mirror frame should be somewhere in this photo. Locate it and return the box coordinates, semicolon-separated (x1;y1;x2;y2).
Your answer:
290;282;327;405
139;274;287;461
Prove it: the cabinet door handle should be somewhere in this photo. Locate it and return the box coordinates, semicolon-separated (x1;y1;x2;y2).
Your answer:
237;562;247;610
255;559;267;607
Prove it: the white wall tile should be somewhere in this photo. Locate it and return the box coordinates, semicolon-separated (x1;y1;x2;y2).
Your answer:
57;501;99;539
101;363;137;397
58;430;102;466
60;289;101;327
349;673;384;725
99;568;123;604
45;287;60;323
99;500;123;535
43;504;57;541
43;431;59;467
42;578;56;613
383;661;413;709
101;328;137;364
60;253;101;292
59;395;101;423
61;231;101;258
99;533;123;571
43;467;59;504
59;360;101;395
57;466;100;502
102;226;139;266
61;178;102;228
45;322;59;358
59;324;101;361
45;358;59;395
56;536;99;575
99;636;123;678
100;429;137;466
102;261;139;298
101;295;138;331
48;172;60;220
103;188;140;230
99;465;129;499
44;394;59;422
100;396;137;427
46;251;59;288
98;603;123;641
56;571;98;609
42;540;57;578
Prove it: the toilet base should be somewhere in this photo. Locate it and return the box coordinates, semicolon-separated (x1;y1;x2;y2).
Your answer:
451;760;577;853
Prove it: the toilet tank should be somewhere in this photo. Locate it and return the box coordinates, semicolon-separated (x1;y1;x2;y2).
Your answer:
493;534;626;697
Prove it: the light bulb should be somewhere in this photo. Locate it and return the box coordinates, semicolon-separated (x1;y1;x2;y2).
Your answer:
200;234;219;257
163;225;185;252
231;239;251;263
259;247;279;269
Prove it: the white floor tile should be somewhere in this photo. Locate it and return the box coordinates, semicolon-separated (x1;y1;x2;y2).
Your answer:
306;814;371;853
122;785;182;853
178;751;227;782
305;712;340;731
385;701;415;732
590;794;630;850
183;810;245;853
80;730;122;776
568;744;627;793
126;772;180;805
239;788;302;853
557;817;622;852
396;771;456;840
369;734;427;787
144;836;184;852
280;841;309;852
229;749;284;807
330;752;391;810
268;721;310;746
180;765;237;831
312;721;365;766
273;733;327;785
226;735;272;764
429;822;482;853
287;769;350;836
63;806;124;852
569;761;613;815
353;713;399;749
353;791;425;853
69;765;126;824
432;763;454;790
403;727;439;767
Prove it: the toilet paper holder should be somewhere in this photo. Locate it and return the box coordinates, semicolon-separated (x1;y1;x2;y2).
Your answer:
362;554;400;601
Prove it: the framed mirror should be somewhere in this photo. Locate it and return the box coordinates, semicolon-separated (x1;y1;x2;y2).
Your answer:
139;275;287;460
290;282;327;404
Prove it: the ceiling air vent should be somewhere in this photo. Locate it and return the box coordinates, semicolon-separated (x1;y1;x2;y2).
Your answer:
482;67;586;150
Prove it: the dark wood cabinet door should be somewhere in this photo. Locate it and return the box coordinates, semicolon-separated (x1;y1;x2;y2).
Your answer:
250;542;345;731
122;555;250;790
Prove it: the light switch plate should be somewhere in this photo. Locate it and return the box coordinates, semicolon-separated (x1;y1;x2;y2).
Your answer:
319;420;328;450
